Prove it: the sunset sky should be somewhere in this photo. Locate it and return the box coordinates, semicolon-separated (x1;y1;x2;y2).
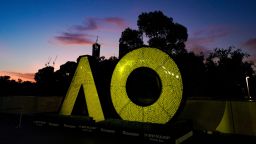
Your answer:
0;0;256;82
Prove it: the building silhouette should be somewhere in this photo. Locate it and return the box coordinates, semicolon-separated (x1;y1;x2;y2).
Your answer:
92;37;100;58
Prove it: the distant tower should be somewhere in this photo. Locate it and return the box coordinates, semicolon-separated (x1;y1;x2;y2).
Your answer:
92;36;100;58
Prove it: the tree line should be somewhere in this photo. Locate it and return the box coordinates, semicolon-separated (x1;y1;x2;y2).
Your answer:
119;11;255;99
0;11;255;99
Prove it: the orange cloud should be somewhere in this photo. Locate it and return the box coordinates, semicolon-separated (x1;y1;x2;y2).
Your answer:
55;33;94;46
104;17;126;27
0;71;35;82
55;16;126;46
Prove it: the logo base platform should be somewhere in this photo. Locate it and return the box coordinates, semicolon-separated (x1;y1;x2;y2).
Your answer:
25;113;193;144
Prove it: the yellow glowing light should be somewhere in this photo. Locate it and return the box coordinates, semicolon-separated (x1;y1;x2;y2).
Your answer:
59;56;105;122
111;48;183;124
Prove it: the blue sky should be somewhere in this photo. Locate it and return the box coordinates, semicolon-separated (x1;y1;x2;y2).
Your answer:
0;0;256;81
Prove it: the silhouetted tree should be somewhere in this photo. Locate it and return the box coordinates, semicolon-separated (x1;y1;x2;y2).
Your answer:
19;81;36;95
119;11;188;57
119;11;203;98
0;76;36;96
35;66;54;84
33;62;78;96
0;76;12;96
118;11;256;99
137;11;188;55
54;61;77;96
119;28;144;58
34;66;55;95
205;47;254;98
174;52;206;98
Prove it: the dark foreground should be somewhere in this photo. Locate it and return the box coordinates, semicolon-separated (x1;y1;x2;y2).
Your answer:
0;113;256;144
0;127;256;144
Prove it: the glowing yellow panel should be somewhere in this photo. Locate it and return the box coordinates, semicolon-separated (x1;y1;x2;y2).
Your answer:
59;56;105;122
111;48;183;124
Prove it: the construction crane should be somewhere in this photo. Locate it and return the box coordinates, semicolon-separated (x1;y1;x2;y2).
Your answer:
53;55;58;67
45;57;52;67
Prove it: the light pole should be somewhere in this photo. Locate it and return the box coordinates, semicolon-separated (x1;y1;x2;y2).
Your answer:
246;76;251;99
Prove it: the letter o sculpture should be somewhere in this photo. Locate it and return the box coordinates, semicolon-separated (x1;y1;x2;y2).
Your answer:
111;48;183;124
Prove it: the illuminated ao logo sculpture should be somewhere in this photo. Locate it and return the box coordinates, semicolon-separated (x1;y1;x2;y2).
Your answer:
60;48;183;124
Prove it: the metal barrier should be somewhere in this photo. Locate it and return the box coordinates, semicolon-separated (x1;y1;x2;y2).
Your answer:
178;98;256;136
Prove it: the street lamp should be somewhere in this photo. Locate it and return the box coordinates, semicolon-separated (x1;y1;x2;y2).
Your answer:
246;76;251;99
